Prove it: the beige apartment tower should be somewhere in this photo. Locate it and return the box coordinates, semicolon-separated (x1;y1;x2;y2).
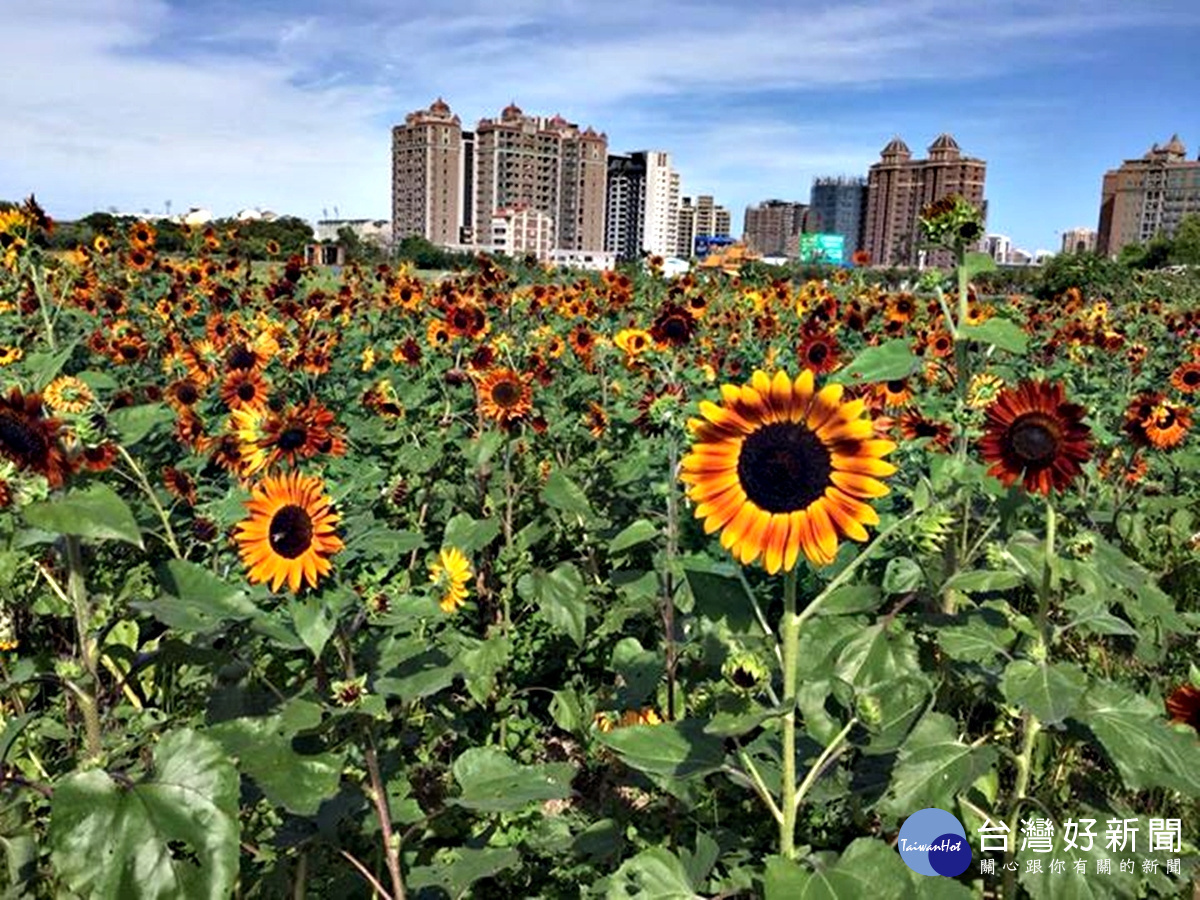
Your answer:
862;134;986;267
1097;135;1200;257
391;99;463;246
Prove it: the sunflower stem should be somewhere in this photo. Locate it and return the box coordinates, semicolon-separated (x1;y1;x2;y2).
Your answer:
117;445;182;558
64;535;103;762
779;566;801;859
793;716;857;813
663;435;681;721
363;728;407;900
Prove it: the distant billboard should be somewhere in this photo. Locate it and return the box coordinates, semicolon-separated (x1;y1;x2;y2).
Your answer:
694;235;736;259
798;233;845;265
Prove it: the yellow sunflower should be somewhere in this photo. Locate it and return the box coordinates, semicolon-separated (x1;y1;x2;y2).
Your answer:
680;370;896;572
234;471;343;593
429;547;471;613
44;376;96;414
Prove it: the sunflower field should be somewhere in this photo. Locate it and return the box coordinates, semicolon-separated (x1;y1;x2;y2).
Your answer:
1;194;1200;899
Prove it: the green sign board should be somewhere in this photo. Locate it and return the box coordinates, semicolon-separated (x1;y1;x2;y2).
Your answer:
798;233;845;265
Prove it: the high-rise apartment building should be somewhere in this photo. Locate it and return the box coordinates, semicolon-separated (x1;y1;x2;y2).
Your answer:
743;199;808;256
862;134;987;267
1060;227;1097;255
604;151;680;260
473;104;607;253
809;177;868;257
490;204;555;260
676;195;731;257
391;98;463;246
393;100;609;253
1097;135;1200;257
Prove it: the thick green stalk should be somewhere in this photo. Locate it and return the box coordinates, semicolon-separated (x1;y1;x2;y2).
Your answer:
779;567;801;858
65;535;103;761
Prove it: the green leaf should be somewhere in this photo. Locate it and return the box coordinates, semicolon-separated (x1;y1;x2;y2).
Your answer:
938;606;1016;663
108;403;174;446
450;747;576;813
943;569;1025;593
684;561;757;634
1081;682;1200;794
1000;660;1087;726
208;701;343;816
25;342;77;390
608;847;700;899
834;623;920;690
407;847;521;898
961;319;1028;354
598;720;724;779
458;633;511;704
609;519;658;554
833;340;917;385
541;470;594;519
819;584;883;616
881;713;998;815
375;647;460;703
23;483;143;547
550;688;585;733
962;251;998;278
346;527;424;558
859;675;931;755
610;637;661;707
765;839;918;900
882;557;923;594
49;729;239;900
290;596;335;659
443;513;500;553
518;563;587;647
136;560;258;633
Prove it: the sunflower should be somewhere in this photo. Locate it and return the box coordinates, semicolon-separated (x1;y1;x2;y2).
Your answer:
1166;684;1200;731
874;378;912;410
0;346;23;367
584;402;608;438
680;370;896;572
1170;361;1200;394
79;442;118;472
234;399;345;475
614;328;653;358
165;379;204;411
925;331;954;358
162;466;197;506
234;471;343;593
1124;393;1191;450
125;246;153;271
219;370;271;413
392;337;423;366
429;547;471;613
797;330;841;375
110;333;149;365
128;221;156;249
43;376;95;415
899;411;954;451
967;373;1005;410
979;380;1092;495
476;368;533;426
0;389;74;488
650;302;698;348
92;234;111;255
885;294;917;323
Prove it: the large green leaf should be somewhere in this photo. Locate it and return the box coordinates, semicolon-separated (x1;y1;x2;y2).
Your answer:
407;847;521;899
24;483;143;547
833;340;917;385
608;847;700;899
764;839;922;900
961;318;1028;354
208;700;343;816
49;729;239;900
834;622;920;690
598;720;724;779
881;713;998;816
1080;682;1200;794
609;519;658;554
108;404;174;446
443;513;500;553
1000;660;1087;726
518;563;588;647
937;604;1016;663
136;560;258;633
541;470;593;519
450;747;575;813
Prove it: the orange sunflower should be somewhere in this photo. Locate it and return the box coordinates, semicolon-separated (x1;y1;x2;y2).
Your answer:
235;471;343;593
1124;393;1191;450
979;380;1092;495
0;389;74;487
476;368;533;426
1171;361;1200;394
797;330;841;375
680;370;896;572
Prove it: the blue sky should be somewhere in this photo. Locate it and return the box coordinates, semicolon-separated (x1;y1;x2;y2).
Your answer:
2;0;1198;254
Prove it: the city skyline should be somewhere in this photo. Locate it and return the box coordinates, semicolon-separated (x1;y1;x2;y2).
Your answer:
3;0;1199;255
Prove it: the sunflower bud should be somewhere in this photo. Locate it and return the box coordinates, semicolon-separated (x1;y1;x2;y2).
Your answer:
856;693;883;727
722;652;769;694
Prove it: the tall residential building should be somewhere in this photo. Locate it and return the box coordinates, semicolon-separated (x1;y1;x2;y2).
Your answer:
809;177;868;256
862;134;987;267
391;98;463;245
1060;227;1097;255
604;150;680;261
743;199;807;256
1097;135;1200;257
676;195;731;257
490;204;555;260
473;104;608;253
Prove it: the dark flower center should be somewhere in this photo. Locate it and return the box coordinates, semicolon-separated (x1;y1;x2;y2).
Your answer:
176;384;198;404
663;317;688;341
1184;370;1200;387
730;666;759;689
277;427;308;451
737;422;832;513
269;505;314;559
491;380;521;407
912;420;940;438
1008;413;1061;465
237;382;257;401
0;411;48;462
886;379;907;393
226;345;256;370
120;344;141;360
808;343;829;363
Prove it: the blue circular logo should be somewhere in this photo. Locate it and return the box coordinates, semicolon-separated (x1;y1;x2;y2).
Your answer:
897;808;971;877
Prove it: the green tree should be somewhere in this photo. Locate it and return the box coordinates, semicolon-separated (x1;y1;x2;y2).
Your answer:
1170;213;1200;265
1034;250;1126;299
